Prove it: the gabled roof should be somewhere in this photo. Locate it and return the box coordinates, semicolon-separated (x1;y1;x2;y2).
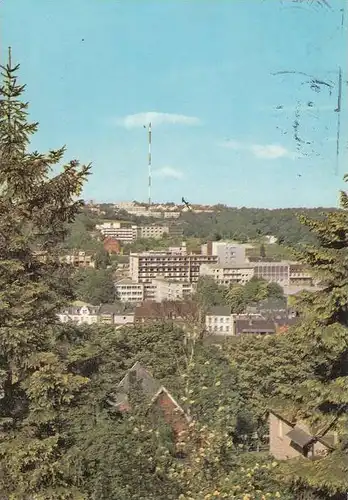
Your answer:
108;362;188;420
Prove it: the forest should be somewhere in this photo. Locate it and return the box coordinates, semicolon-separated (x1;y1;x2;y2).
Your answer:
1;55;348;500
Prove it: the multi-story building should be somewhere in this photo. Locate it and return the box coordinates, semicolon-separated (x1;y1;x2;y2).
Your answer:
57;304;99;325
115;278;144;303
61;251;95;268
288;263;314;286
129;250;218;283
201;241;247;266
253;261;290;286
96;221;138;243
200;263;254;285
152;276;193;302
57;302;135;326
205;306;234;335
138;225;169;239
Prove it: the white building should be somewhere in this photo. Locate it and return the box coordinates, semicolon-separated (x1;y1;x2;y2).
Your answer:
152;276;193;302
205;306;233;335
57;304;99;325
201;241;247;266
96;222;138;243
200;263;254;285
129;250;217;283
115;278;144;303
138;225;169;239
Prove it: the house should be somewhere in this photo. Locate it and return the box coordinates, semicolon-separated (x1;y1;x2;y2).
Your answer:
269;410;337;461
108;361;189;437
57;304;99;325
98;303;135;325
103;236;121;254
205;306;233;335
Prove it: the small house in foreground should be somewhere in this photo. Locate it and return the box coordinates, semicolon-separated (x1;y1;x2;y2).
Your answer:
108;361;190;437
269;410;337;461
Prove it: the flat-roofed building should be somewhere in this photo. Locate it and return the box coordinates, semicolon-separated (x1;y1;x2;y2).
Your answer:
96;221;137;243
200;263;254;285
253;261;290;286
152;276;193;302
115;278;144;303
61;251;95;268
138;225;169;239
129;250;218;283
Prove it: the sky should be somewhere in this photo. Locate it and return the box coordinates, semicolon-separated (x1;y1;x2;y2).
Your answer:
1;0;347;208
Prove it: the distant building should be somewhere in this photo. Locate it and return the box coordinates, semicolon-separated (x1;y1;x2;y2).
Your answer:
205;306;233;335
60;251;95;268
138;225;169;239
252;261;290;286
96;221;137;243
129;250;217;283
115;278;144;303
57;302;135;325
200;263;254;285
152;276;193;302
201;241;247;266
57;304;99;325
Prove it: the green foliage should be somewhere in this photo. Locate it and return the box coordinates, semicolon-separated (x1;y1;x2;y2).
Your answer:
224;278;285;313
0;51;89;498
62;213;102;252
93;248;110;269
195;277;226;310
72;267;115;304
181;207;334;245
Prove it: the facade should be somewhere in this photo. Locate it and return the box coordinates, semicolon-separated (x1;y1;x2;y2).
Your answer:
289;263;314;286
201;241;247;265
252;261;290;286
60;251;95;268
115;278;144;303
129;250;218;283
103;236;121;254
205;306;233;335
57;303;134;325
200;263;254;285
152;276;193;302
234;318;276;336
269;411;336;461
138;225;169;239
57;304;99;325
96;221;138;243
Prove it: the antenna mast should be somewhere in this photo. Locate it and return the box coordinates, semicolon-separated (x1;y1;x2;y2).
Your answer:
148;122;152;207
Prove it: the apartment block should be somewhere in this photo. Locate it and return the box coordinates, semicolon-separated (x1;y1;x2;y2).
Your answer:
96;221;137;243
129;250;218;283
200;263;254;285
252;261;290;286
152;276;193;302
115;278;144;303
61;251;95;268
138;225;169;239
201;241;247;266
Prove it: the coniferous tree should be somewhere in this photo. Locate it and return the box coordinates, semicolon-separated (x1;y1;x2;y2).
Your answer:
272;179;348;496
0;49;90;498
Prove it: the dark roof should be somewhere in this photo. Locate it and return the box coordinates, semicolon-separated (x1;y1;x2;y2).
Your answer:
235;319;276;335
99;303;132;315
110;361;162;408
207;306;231;316
286;427;314;448
135;301;198;320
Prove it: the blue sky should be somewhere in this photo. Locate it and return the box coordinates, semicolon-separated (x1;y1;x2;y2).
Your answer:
1;0;347;207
